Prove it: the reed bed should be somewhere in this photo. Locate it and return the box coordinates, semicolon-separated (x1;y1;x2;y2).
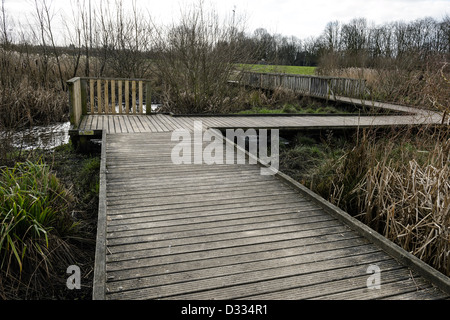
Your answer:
354;130;449;275
308;127;450;276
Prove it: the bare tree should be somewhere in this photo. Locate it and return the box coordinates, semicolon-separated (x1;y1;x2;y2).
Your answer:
152;1;251;114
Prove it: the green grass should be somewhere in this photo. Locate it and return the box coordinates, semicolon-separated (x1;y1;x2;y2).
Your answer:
237;107;288;114
238;64;316;75
0;141;101;299
236;103;349;115
0;160;76;273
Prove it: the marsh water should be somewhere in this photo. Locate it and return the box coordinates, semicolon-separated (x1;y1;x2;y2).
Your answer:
7;104;161;150
7;122;71;150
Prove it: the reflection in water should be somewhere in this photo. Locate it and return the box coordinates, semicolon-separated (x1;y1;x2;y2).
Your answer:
115;103;160;114
8;104;161;150
10;122;71;150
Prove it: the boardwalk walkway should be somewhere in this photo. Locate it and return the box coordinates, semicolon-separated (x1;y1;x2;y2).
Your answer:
96;132;448;300
78;108;444;134
87;106;450;299
65;74;449;299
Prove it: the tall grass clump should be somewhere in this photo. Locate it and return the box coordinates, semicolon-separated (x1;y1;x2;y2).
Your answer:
0;160;79;297
308;127;449;276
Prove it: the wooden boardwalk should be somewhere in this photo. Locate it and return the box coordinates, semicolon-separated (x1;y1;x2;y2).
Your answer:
92;125;450;300
78;108;444;134
65;75;450;300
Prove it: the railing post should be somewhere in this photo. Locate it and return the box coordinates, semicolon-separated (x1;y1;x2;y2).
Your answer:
67;77;83;129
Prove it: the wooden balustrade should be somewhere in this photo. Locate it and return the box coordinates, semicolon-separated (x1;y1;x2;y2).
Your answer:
67;77;152;128
241;72;367;100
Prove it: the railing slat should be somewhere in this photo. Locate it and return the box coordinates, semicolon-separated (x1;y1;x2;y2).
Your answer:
125;80;129;114
97;80;102;114
118;80;122;114
132;81;136;114
111;80;116;114
104;80;109;114
68;77;154;117
139;81;143;114
90;79;95;114
146;81;152;115
241;71;366;99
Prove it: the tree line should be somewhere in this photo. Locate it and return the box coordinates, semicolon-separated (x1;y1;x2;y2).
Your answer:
0;0;448;118
1;1;449;74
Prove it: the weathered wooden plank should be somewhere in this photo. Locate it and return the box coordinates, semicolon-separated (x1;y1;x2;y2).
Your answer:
165;257;404;300
107;215;335;248
106;192;302;215
315;274;435;300
136;116;157;132
105;226;361;281
108;245;383;299
146;115;164;132
116;115;128;133
79;116;88;130
123;115;135;132
106;178;294;199
126;116;141;133
107;237;374;294
107;228;361;264
93;131;107;300
106;198;310;225
155;114;176;131
382;287;449;300
152;114;170;131
107;220;345;255
107;206;326;237
85;113;94;130
107;115;115;134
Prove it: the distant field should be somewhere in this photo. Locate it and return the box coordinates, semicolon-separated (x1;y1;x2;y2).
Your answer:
238;64;317;75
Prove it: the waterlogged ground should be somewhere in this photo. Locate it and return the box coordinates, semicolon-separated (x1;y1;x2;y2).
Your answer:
6;104;163;150
8;121;71;150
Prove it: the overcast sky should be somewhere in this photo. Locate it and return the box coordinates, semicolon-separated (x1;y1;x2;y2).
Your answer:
3;0;450;41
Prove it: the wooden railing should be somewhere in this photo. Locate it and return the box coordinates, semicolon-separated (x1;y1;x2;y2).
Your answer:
67;77;152;128
240;72;367;100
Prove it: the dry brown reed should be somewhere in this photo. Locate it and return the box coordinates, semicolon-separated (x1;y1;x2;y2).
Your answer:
319;126;450;276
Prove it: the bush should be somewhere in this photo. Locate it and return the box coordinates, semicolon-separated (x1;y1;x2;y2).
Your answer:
152;2;251;114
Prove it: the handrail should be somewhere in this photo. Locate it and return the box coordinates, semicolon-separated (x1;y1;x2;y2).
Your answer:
67;77;152;128
240;71;367;100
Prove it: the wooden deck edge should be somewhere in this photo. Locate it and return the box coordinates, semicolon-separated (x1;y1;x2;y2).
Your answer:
92;130;107;300
215;130;450;296
170;112;412;118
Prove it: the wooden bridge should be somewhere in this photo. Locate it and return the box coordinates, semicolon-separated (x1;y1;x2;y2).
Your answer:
67;76;450;300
